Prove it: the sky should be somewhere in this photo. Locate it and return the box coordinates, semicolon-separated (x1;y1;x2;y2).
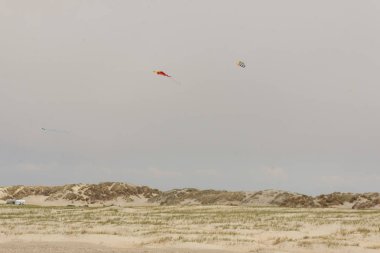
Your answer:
1;0;380;195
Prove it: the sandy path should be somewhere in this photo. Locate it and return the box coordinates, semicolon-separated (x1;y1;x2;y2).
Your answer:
0;242;237;253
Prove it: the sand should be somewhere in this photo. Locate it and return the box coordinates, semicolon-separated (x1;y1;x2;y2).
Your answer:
1;205;380;253
0;241;237;253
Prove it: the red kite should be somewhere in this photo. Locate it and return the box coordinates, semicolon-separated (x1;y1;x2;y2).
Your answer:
153;70;181;84
153;71;171;77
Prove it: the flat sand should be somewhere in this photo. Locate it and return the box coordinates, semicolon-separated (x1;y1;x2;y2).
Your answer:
0;242;236;253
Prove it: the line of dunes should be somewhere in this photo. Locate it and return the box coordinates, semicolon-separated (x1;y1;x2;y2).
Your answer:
0;182;379;209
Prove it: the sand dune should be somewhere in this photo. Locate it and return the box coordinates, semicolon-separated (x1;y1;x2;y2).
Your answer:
1;182;379;209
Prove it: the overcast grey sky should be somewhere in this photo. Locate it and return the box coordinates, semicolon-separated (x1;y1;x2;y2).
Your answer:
1;0;380;194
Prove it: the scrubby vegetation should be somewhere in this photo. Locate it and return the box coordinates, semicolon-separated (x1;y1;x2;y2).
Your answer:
0;205;380;251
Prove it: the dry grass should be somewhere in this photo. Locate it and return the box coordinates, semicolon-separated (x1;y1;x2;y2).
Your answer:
0;205;379;252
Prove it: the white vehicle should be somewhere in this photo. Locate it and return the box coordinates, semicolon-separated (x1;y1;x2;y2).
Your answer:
15;200;25;205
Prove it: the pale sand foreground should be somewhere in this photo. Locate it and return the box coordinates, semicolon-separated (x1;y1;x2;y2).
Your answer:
0;242;235;253
0;205;380;253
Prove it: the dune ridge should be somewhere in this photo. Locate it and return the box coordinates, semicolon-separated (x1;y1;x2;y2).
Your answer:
0;182;379;209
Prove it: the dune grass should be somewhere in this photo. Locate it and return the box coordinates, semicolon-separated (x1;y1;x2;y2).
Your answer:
0;205;379;251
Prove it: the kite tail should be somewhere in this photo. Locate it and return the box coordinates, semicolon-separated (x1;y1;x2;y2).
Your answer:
170;77;181;85
42;128;70;134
